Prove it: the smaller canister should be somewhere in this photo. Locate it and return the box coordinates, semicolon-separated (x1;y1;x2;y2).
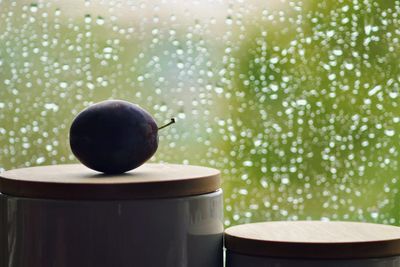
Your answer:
225;221;400;267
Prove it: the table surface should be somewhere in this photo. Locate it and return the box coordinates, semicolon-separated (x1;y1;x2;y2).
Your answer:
225;221;400;259
0;163;220;200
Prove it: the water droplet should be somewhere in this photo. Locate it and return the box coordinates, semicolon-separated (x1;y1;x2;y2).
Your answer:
243;161;253;167
96;16;105;25
296;99;307;106
36;157;45;164
226;16;233;25
384;129;395;137
368;85;382;96
30;3;38;13
332;49;343;56
103;47;113;53
84;14;92;24
344;62;354;70
364;25;372;35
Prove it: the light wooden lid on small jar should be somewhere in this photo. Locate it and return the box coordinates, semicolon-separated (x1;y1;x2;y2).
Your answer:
225;221;400;259
0;163;220;200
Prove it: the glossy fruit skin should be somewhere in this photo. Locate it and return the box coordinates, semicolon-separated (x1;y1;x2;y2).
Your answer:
69;100;158;174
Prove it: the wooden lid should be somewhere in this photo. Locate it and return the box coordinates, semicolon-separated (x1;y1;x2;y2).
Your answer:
0;163;220;200
225;221;400;259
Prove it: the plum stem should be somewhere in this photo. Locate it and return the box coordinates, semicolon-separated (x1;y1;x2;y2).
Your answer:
158;118;176;130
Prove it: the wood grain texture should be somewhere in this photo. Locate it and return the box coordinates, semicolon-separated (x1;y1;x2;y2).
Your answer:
0;163;220;200
224;221;400;259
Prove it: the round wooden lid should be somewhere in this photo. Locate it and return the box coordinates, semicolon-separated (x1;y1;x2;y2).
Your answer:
0;163;220;200
225;221;400;259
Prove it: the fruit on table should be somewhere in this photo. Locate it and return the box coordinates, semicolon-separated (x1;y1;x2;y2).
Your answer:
69;100;175;174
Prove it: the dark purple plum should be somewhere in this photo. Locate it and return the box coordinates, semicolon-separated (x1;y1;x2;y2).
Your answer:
69;100;174;174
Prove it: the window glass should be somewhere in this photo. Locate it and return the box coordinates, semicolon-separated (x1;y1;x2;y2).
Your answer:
0;0;399;226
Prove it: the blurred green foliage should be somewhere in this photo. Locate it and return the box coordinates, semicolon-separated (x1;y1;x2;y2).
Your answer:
0;0;399;226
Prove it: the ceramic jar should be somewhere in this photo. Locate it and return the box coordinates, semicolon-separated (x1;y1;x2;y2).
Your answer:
225;221;400;267
0;164;223;267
